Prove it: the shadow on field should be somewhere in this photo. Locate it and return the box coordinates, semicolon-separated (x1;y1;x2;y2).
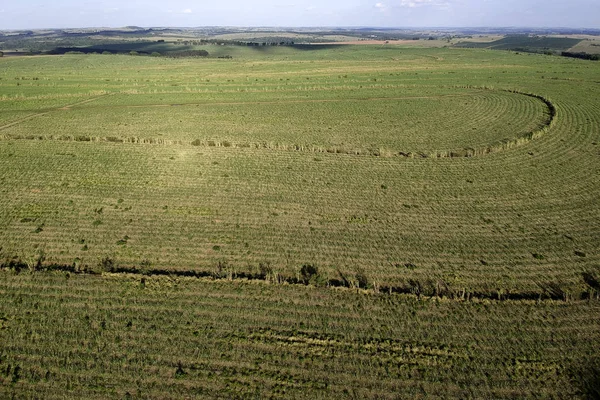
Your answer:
569;357;600;400
583;271;600;292
290;44;345;51
48;42;191;55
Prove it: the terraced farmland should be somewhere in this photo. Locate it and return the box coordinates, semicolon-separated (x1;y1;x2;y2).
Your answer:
1;46;599;397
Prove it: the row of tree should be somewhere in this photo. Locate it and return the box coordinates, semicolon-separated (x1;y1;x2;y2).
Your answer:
561;51;600;61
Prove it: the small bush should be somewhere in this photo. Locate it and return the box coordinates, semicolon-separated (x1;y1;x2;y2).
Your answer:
259;262;272;278
100;256;115;272
174;361;187;378
355;270;369;289
300;264;319;285
582;271;600;291
11;365;21;383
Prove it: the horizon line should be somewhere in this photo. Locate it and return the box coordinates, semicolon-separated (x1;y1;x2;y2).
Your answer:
2;25;600;32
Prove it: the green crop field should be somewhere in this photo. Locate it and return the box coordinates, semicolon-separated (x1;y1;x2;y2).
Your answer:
1;45;600;398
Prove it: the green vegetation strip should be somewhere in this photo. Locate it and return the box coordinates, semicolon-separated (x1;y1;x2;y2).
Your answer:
2;255;598;302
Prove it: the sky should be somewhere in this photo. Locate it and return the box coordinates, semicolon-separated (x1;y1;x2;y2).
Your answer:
1;0;599;30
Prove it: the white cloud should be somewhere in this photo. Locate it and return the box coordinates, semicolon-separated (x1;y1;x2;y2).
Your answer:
375;2;387;12
167;8;192;14
399;0;450;8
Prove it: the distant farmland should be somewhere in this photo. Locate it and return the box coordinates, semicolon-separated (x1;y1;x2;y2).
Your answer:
0;45;599;398
454;34;582;52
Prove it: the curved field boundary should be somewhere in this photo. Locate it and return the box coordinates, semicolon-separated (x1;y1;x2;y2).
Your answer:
445;88;557;158
0;88;555;159
183;87;556;158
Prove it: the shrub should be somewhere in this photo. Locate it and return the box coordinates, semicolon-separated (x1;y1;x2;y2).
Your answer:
100;256;116;272
174;361;187;377
259;262;272;278
355;270;369;289
300;264;319;285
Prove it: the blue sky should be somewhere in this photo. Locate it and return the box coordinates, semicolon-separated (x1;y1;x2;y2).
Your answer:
1;0;598;30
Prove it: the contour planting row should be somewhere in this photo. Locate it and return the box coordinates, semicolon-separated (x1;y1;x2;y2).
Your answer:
0;271;598;398
1;49;599;297
1;138;599;296
0;87;552;158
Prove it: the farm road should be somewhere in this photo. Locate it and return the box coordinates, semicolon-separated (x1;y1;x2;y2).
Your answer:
0;94;109;132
